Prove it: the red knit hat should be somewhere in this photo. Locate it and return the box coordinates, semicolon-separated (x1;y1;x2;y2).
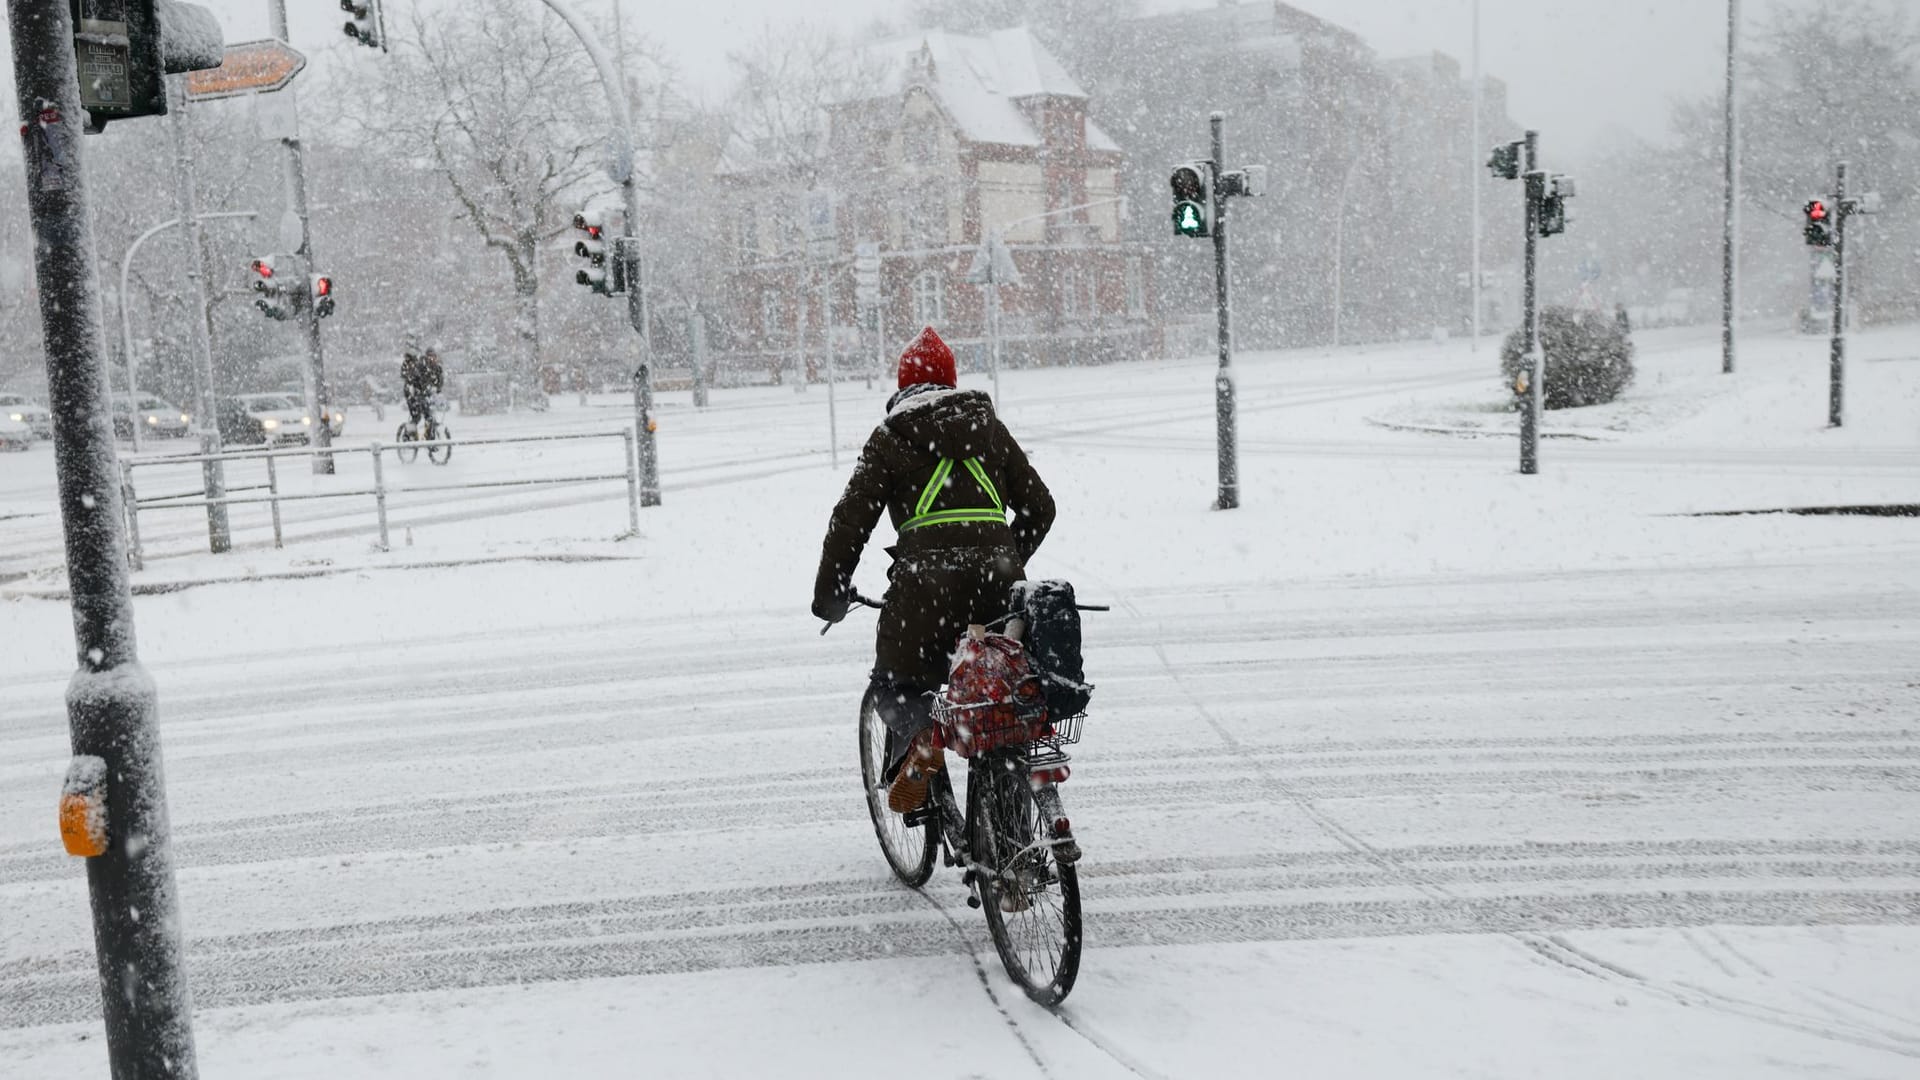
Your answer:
897;326;957;390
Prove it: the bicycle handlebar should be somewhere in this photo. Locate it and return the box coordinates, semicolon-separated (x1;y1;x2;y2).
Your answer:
821;590;1104;635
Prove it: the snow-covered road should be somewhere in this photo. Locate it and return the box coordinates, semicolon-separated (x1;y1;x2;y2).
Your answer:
2;325;1917;1076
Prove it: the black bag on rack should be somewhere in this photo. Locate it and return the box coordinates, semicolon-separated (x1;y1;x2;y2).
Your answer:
1011;579;1092;719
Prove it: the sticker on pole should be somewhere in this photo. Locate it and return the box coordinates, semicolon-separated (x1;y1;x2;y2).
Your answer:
59;755;108;858
185;40;307;101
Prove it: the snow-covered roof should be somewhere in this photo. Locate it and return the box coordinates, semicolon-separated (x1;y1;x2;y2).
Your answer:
861;28;1121;153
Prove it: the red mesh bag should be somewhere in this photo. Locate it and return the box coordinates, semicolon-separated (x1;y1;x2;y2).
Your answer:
934;631;1048;758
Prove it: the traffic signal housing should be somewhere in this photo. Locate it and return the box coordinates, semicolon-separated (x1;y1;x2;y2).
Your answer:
1170;161;1212;238
1803;199;1834;247
311;275;335;319
572;211;626;295
251;256;292;320
1487;140;1525;180
342;0;386;50
1539;174;1575;237
73;1;225;131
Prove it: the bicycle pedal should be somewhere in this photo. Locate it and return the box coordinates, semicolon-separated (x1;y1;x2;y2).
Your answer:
966;892;982;910
1054;838;1083;865
902;807;933;828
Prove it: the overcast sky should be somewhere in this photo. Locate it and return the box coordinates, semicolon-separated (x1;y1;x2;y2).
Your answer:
0;1;1771;160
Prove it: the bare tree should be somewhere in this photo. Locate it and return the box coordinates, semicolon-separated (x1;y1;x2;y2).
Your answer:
347;0;633;401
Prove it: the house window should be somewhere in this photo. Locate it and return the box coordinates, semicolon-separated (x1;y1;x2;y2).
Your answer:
1061;266;1082;318
903;184;946;248
912;270;945;325
738;209;759;263
1125;257;1145;316
761;290;782;342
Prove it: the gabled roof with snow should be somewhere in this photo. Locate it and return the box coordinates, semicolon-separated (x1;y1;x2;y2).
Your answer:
859;27;1121;153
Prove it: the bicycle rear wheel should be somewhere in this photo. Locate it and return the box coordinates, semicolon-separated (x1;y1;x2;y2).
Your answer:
394;421;419;463
427;420;452;464
970;754;1081;1005
858;687;936;887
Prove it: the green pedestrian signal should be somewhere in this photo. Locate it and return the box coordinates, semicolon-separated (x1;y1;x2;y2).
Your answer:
1169;162;1212;238
1174;201;1207;237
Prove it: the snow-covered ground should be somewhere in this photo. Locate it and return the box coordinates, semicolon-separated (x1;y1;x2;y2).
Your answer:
2;323;1918;1077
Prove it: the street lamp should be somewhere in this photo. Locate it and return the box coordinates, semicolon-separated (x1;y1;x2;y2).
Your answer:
117;210;256;451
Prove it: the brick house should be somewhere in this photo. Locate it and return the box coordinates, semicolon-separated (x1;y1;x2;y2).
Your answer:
716;28;1156;382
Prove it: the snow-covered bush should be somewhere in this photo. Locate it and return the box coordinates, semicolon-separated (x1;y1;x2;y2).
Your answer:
1500;306;1636;410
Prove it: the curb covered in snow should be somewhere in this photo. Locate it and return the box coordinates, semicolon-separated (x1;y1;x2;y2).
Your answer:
1362;416;1611;441
0;552;642;601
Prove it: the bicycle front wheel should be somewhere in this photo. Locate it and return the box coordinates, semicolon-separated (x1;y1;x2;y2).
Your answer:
858;687;936;887
395;422;419;463
970;754;1081;1005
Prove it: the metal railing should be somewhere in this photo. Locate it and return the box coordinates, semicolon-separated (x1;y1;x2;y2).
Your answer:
119;428;642;567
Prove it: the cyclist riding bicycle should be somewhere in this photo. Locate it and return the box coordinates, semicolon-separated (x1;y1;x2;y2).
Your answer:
813;326;1055;814
401;346;445;431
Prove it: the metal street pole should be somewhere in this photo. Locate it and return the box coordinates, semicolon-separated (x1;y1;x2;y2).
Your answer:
1828;159;1848;428
1722;0;1739;375
1519;130;1542;475
1470;0;1482;351
267;0;335;475
166;84;232;552
690;307;709;408
7;2;201;1074
1211;111;1238;510
538;0;659;502
822;257;839;465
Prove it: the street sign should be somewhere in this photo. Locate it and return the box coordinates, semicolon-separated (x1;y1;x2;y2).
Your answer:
806;191;836;258
854;241;880;305
184;40;306;101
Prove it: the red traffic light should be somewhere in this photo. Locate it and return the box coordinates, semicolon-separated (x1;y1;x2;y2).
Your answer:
1806;200;1828;222
251;259;274;278
313;276;332;297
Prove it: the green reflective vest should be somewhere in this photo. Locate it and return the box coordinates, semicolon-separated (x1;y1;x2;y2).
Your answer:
900;456;1006;532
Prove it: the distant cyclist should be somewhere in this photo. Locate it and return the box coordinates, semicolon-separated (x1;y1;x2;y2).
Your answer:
812;326;1055;813
401;346;445;432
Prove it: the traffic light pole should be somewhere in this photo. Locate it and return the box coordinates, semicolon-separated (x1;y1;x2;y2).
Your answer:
1828;160;1848;428
7;1;201;1073
1211;111;1238;511
1519;130;1542;476
268;0;335;476
1721;0;1739;375
166;84;232;551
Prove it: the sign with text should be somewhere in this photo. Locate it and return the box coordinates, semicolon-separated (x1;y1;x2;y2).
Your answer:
185;40;306;101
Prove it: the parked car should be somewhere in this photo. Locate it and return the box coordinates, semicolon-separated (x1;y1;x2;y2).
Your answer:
111;395;191;439
0;414;32;451
0;393;53;439
215;398;268;446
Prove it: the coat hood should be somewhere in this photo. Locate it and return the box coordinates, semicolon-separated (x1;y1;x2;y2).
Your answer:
884;387;999;460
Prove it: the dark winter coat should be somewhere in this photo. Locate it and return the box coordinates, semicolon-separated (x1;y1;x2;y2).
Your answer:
813;386;1055;687
402;355;444;400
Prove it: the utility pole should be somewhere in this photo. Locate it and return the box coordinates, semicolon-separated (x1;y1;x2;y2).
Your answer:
1722;0;1739;375
821;256;839;465
1211;111;1238;510
1518;130;1542;474
7;1;201;1074
267;0;335;475
166;82;231;552
1470;0;1482;351
1828;160;1849;427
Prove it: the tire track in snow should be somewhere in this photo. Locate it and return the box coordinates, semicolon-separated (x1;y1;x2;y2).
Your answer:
3;737;1916;884
2;880;1914;1030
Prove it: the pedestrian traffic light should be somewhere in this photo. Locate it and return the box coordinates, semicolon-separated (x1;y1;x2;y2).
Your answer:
250;256;293;320
571;211;626;295
311;275;335;318
1170;162;1212;238
341;0;385;50
1539;174;1575;237
72;1;225;131
1487;140;1524;180
1803;199;1834;247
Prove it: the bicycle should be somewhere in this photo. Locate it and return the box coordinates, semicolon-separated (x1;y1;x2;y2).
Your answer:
833;587;1103;1005
395;395;452;465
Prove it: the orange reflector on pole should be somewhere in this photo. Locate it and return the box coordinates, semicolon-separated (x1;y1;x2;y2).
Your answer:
60;756;108;857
